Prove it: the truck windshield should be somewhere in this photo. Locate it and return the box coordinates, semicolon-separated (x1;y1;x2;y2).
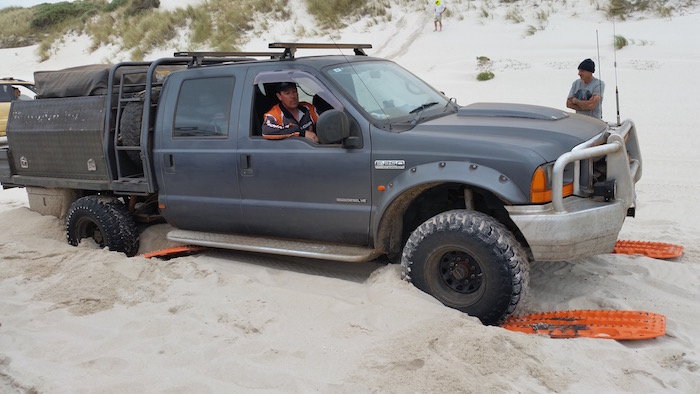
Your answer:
324;60;454;129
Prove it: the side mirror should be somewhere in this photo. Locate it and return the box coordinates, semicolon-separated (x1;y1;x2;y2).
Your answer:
316;109;350;145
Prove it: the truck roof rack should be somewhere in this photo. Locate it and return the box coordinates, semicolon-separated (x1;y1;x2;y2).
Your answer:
1;77;31;83
172;42;372;65
173;51;285;66
268;42;372;59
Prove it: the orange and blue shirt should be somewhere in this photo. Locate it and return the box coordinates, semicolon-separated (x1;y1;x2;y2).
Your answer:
262;102;318;139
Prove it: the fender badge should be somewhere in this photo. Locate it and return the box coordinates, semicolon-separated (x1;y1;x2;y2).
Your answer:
375;160;405;170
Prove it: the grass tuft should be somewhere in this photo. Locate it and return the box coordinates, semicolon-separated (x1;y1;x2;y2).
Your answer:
614;34;628;50
0;7;36;48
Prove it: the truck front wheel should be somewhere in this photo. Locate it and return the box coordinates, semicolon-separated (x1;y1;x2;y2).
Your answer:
401;210;528;326
66;196;139;257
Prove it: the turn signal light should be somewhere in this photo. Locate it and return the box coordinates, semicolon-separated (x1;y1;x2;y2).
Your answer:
530;167;573;203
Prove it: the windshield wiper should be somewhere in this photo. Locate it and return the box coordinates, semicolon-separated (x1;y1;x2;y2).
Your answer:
409;102;439;114
408;101;439;125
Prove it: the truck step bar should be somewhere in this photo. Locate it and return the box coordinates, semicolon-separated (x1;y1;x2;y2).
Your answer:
167;229;381;263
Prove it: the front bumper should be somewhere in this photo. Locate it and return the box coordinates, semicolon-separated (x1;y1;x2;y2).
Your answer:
507;197;626;261
506;119;642;261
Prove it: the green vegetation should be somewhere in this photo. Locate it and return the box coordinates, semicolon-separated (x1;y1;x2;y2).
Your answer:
505;8;524;23
613;34;649;50
535;10;550;24
0;7;35;48
0;0;695;62
31;1;101;30
125;0;160;17
476;56;491;65
306;0;390;29
0;0;393;61
104;0;128;12
614;34;628;50
476;56;494;81
606;0;693;19
477;71;495;81
479;6;490;18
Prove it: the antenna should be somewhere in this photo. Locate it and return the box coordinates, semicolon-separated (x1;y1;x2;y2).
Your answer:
612;17;621;126
596;29;603;120
328;37;392;128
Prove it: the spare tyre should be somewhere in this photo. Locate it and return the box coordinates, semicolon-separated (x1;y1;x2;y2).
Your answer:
119;88;160;166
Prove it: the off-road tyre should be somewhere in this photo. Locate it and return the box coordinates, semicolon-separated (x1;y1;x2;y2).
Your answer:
66;195;139;257
401;210;528;326
119;89;160;165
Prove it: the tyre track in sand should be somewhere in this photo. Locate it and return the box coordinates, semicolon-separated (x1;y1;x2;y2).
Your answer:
373;12;432;61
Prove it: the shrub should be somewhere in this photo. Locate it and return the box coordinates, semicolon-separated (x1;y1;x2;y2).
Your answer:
105;0;129;12
31;1;100;30
125;0;160;17
477;71;495;81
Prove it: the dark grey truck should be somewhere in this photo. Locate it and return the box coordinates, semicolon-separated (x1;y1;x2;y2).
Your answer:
0;43;642;325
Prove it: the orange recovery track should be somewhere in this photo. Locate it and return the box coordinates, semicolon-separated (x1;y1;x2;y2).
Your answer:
613;240;683;259
143;245;207;259
501;310;666;340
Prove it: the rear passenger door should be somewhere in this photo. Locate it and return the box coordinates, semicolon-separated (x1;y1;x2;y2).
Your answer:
153;68;246;233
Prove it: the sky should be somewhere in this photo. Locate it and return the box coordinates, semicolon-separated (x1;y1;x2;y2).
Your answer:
0;0;70;8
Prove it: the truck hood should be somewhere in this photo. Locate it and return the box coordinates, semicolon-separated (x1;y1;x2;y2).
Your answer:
410;102;607;162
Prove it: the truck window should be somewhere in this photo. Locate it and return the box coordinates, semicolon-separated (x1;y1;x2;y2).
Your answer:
173;77;235;138
0;85;15;102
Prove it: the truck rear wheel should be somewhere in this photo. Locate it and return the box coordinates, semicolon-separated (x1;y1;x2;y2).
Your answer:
66;195;139;257
401;210;528;326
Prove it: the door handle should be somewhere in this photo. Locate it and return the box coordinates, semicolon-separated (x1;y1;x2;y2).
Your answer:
164;154;175;173
240;154;253;176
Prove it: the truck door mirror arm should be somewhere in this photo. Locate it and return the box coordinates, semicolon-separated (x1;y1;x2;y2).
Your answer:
342;135;362;149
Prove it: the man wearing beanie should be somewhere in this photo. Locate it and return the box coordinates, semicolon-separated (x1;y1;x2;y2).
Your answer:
566;58;605;119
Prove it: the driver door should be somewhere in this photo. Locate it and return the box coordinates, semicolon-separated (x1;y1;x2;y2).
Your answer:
237;70;372;245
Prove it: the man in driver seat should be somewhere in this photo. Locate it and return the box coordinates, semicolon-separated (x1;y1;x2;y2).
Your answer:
262;82;319;142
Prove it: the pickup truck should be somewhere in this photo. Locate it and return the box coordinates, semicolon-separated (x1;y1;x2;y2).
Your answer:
0;43;642;325
0;77;36;141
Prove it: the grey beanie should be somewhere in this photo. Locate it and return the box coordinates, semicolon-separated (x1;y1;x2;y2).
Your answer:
578;58;595;73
